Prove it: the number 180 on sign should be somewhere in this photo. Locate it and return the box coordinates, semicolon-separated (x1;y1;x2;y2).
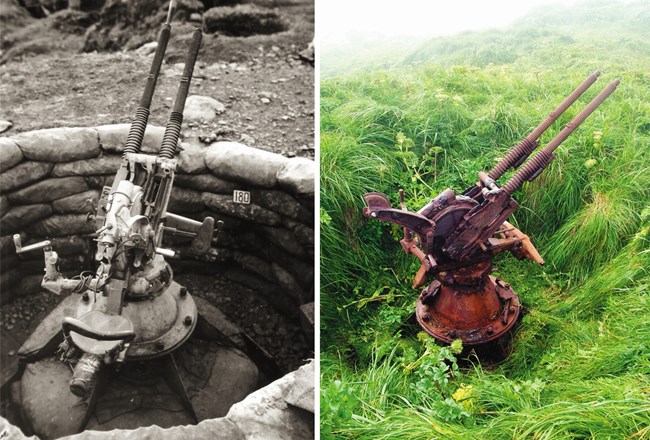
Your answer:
233;190;251;204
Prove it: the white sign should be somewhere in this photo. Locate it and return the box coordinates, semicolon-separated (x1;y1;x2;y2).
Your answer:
233;190;251;204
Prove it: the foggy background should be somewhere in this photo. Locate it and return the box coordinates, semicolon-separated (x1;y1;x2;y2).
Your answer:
320;0;646;77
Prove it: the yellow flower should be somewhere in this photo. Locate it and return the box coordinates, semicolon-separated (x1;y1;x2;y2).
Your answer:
452;383;476;412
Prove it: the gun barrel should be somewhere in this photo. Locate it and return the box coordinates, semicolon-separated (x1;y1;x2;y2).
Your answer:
502;78;620;195
488;70;601;181
159;28;203;160
123;2;175;157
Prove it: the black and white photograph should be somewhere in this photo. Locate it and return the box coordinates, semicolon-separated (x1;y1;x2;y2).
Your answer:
0;0;315;437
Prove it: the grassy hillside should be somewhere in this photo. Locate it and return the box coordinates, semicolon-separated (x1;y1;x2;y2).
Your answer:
321;36;429;78
322;0;650;77
320;1;650;438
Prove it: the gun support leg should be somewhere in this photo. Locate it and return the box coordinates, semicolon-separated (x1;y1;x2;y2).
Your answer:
78;367;109;433
159;354;198;423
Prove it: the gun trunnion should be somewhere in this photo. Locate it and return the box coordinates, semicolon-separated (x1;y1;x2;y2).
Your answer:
363;72;619;348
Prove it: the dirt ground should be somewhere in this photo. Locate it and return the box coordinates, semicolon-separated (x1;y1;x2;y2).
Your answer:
175;271;312;372
0;0;315;157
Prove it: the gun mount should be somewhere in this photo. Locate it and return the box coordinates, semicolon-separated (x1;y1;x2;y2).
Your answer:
363;72;619;348
7;4;269;435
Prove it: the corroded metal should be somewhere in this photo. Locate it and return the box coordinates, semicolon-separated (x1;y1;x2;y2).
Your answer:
486;70;601;181
363;73;619;348
502;79;620;194
416;273;521;345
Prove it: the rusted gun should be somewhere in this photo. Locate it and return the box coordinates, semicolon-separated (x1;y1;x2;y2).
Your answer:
363;72;619;347
13;5;217;423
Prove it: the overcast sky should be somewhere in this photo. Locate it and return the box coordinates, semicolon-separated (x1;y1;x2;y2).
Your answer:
319;0;584;45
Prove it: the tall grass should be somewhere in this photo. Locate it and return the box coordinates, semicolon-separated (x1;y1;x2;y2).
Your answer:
321;1;650;438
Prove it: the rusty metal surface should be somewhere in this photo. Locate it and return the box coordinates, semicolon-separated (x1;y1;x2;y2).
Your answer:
363;192;436;244
502;79;619;194
416;275;520;345
487;70;601;181
363;73;619;348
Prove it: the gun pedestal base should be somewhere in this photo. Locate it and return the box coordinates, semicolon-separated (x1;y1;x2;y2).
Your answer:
415;261;521;346
12;290;273;438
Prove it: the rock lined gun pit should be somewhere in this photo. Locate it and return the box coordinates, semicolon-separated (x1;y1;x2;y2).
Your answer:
0;124;314;439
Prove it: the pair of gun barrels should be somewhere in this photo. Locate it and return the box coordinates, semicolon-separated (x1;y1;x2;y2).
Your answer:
127;9;618;195
480;70;619;195
123;0;201;161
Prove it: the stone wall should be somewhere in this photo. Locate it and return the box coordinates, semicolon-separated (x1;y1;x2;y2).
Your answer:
0;360;315;440
0;125;315;317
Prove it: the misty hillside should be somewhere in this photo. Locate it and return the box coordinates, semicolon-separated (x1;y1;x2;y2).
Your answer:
320;0;649;438
321;0;650;77
404;0;650;66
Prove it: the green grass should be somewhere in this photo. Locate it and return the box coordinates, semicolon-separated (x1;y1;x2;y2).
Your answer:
320;1;650;438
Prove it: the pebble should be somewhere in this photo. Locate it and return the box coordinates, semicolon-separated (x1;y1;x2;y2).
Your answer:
0;119;13;133
135;41;157;56
183;95;226;122
216;127;234;136
252;322;265;335
240;133;255;145
260;98;271;104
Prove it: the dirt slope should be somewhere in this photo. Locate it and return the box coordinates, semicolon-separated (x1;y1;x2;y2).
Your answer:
0;0;314;157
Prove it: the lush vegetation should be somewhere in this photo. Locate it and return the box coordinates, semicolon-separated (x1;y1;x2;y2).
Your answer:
320;1;650;438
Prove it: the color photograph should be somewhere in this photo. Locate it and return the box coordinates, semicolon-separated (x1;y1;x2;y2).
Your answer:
320;0;649;438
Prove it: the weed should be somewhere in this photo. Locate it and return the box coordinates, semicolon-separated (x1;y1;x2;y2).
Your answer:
320;1;650;438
